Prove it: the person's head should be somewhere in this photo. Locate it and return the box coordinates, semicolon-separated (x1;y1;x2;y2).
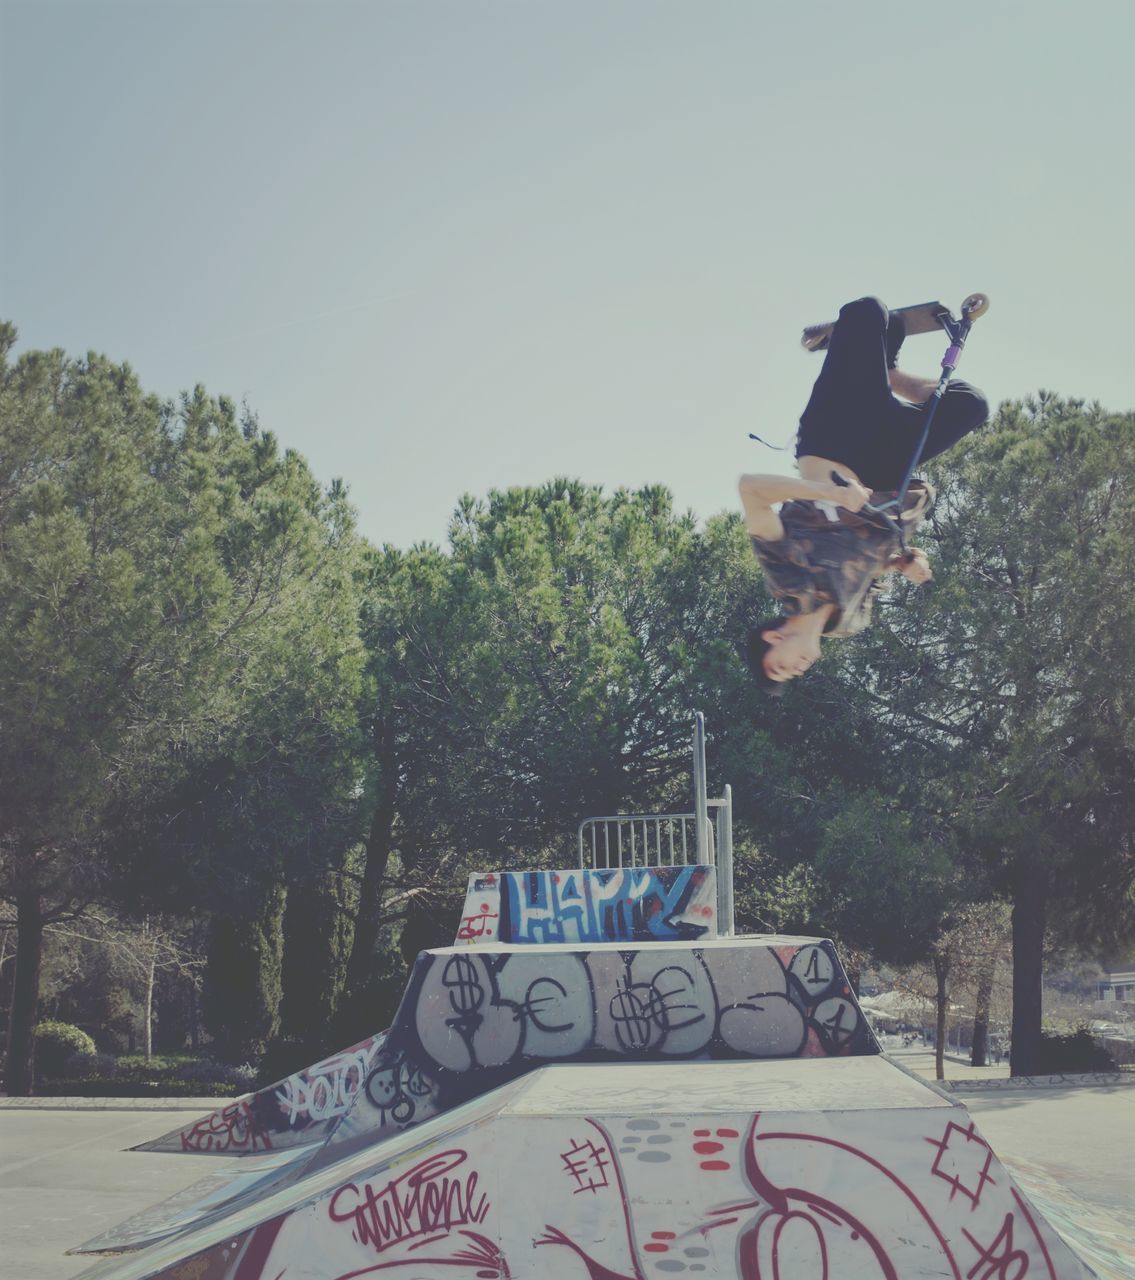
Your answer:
746;614;824;692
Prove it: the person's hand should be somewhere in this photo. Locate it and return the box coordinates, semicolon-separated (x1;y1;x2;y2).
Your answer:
825;473;871;513
898;547;933;584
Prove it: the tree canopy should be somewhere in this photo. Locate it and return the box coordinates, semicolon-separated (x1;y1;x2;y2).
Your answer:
2;316;1132;1088
0;326;365;1088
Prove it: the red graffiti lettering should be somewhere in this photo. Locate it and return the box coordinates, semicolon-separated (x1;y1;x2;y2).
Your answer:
328;1149;489;1254
457;907;498;940
179;1100;271;1153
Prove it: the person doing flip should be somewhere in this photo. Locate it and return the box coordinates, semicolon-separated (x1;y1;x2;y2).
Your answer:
739;296;989;690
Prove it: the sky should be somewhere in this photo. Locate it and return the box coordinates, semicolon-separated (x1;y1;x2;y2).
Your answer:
2;0;1132;550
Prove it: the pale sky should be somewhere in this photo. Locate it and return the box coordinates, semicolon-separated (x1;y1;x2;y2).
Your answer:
3;0;1132;549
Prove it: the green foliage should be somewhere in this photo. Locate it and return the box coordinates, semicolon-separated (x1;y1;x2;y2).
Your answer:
60;1050;118;1078
849;395;1135;1070
1035;1028;1118;1074
202;885;285;1064
813;793;965;965
278;868;356;1045
5;313;1133;1088
1;328;368;1088
32;1020;97;1076
732;848;826;936
33;1054;253;1097
346;480;780;983
869;396;1135;916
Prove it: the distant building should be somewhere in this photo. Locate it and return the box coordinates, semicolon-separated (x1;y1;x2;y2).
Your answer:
1097;962;1135;1001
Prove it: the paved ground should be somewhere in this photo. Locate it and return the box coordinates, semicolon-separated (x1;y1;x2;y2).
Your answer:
1;1051;1133;1280
888;1044;1135;1213
0;1104;232;1280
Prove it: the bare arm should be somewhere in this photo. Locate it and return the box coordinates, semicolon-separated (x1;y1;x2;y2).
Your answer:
739;472;869;541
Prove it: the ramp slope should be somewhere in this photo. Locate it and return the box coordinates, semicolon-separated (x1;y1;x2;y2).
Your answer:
133;1033;386;1157
72;1057;1093;1280
138;935;873;1161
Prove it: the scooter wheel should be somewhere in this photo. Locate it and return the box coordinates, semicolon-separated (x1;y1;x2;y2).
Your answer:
961;292;990;319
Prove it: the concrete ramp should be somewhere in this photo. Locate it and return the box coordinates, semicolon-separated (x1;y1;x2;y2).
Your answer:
318;934;878;1160
71;1056;1093;1279
134;1032;386;1157
137;934;873;1164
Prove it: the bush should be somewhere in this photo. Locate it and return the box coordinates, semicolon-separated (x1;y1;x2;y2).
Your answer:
34;1077;244;1098
33;1050;255;1097
63;1050;117;1079
1036;1028;1118;1074
35;1021;97;1076
173;1057;256;1090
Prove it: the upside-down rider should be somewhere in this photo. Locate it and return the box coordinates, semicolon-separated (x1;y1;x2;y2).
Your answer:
739;296;989;690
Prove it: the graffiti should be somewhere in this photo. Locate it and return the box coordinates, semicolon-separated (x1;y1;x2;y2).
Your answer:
276;1036;384;1128
456;866;718;947
343;941;867;1149
179;1100;270;1154
328;1149;489;1255
927;1119;997;1207
145;1035;390;1157
503;866;716;945
363;1053;437;1126
415;946;819;1079
789;942;835;994
812;995;860;1052
604;961;713;1053
939;1070;1133;1094
130;1058;1093;1280
962;1214;1032;1280
456;902;499;941
560;1136;613;1195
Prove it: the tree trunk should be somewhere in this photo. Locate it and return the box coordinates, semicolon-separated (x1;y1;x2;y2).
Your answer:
1010;872;1046;1078
190;979;201;1051
933;952;949;1082
970;960;994;1068
344;718;398;1001
143;955;155;1062
4;892;45;1096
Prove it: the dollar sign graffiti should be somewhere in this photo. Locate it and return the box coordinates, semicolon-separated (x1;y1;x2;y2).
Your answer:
442;955;485;1017
609;978;658;1051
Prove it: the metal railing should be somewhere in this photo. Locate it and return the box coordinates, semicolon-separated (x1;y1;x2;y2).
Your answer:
577;812;713;869
576;713;735;935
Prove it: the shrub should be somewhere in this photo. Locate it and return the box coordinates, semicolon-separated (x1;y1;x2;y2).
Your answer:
63;1050;117;1079
174;1057;256;1089
1035;1028;1118;1074
31;1052;253;1098
34;1077;244;1099
35;1022;97;1077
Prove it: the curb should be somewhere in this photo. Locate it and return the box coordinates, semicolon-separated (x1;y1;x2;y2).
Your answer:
936;1071;1135;1093
0;1095;231;1112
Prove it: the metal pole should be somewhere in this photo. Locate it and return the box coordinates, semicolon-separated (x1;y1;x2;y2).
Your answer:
718;784;735;936
693;712;710;863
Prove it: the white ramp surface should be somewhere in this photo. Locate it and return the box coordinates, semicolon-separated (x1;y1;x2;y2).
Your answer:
72;1057;1093;1279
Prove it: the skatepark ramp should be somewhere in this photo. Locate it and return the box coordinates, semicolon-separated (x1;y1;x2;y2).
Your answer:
130;932;876;1162
72;1056;1095;1279
73;721;1100;1278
